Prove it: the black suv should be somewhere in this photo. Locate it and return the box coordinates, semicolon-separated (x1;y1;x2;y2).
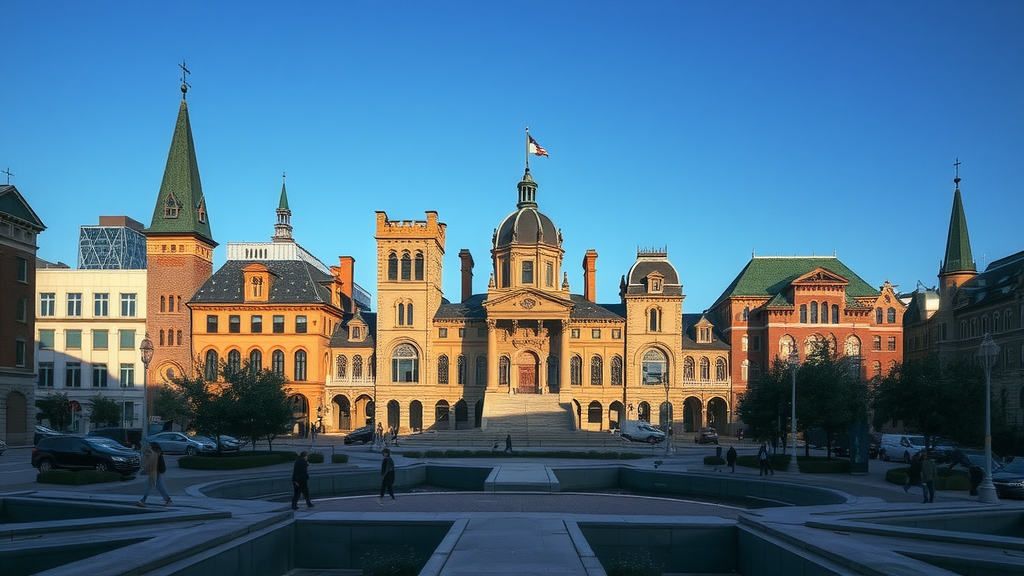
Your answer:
32;435;141;476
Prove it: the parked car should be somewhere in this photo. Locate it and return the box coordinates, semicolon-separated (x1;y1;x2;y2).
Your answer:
193;434;244;452
343;425;375;445
696;427;719;445
619;420;666;444
148;431;214;455
89;427;143;449
31;435;141;476
34;425;64;445
992;458;1024;500
869;433;882;459
930;437;958;464
879;434;928;463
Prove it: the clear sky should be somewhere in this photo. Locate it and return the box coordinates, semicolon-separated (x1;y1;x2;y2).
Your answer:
3;1;1022;312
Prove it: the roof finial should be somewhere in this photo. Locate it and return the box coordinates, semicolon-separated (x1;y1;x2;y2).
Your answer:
953;157;961;187
2;167;12;185
179;60;191;99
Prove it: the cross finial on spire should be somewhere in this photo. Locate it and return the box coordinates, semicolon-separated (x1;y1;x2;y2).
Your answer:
179;60;191;98
953;157;961;186
2;167;12;185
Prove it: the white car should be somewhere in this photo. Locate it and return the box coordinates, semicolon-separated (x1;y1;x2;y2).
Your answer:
620;420;666;444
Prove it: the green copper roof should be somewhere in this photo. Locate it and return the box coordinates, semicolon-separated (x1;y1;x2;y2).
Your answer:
278;182;289;210
147;99;215;245
712;256;879;308
940;185;975;275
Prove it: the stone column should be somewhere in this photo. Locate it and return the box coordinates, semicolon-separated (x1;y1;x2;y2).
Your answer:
560;319;571;393
487;319;498;391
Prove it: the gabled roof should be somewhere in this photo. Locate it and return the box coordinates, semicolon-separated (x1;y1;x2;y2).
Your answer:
147;99;216;245
190;259;334;305
330;311;377;348
0;185;46;231
712;256;878;309
681;313;731;350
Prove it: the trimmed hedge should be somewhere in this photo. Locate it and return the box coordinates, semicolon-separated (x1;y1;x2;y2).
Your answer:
179;450;298;470
885;466;971;490
704;456;726;466
797;457;851;474
331;453;349;464
307;452;325;464
37;470;123;485
404;449;641;460
736;454;792;472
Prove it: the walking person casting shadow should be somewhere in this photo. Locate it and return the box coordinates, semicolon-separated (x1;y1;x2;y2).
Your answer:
137;442;172;507
379;448;396;505
291;451;314;510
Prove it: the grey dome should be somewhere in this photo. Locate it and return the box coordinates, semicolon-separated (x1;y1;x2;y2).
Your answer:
493;168;561;249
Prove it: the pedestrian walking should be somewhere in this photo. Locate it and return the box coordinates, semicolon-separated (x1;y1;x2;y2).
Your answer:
921;451;937;503
726;445;737;473
137;442;172;507
904;452;923;495
505;433;513;454
378;448;396;504
291;451;314;510
757;442;773;476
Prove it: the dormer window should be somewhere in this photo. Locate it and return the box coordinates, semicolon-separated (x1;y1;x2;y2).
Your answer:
647;271;665;294
352;326;361;340
699;327;712;342
250;276;263;298
164;193;181;218
197;197;207;223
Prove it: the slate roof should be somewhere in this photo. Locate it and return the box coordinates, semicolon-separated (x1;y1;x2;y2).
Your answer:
434;294;488;321
681;313;731;350
329;311;377;348
569;295;625;320
432;293;625;322
0;185;46;231
191;260;334;305
712;256;878;309
955;250;1024;312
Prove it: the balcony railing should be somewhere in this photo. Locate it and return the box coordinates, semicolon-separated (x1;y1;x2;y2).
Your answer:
327;376;376;387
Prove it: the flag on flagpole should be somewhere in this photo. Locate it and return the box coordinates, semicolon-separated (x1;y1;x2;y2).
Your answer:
528;135;549;157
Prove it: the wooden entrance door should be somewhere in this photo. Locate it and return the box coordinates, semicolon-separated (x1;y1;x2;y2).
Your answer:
518;365;537;394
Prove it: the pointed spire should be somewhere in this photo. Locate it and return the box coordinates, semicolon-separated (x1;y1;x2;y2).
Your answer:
272;172;294;243
147;94;215;246
940;159;975;275
278;173;290;210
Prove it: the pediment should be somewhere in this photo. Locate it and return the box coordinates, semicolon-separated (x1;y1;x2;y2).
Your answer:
793;268;849;286
483;289;572;316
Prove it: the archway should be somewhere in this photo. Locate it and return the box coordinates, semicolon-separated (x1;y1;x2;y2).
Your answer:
474;399;484;428
587;401;603;431
637;401;651;423
454;399;469;430
608;401;624;430
289;394;309;437
332;394;351;430
683;397;702;432
354;394;374;428
517;351;540;394
707;397;728;431
387;400;400;431
434;400;450;430
659;401;673;431
409;400;423;432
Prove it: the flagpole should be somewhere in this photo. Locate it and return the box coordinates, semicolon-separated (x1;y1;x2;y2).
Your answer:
525;126;530;170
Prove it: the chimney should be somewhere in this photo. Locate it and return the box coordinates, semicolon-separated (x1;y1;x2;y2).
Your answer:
459;249;474;302
583;249;598;303
334;256;355;312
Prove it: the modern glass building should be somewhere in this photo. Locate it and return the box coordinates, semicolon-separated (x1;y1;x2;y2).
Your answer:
78;216;147;269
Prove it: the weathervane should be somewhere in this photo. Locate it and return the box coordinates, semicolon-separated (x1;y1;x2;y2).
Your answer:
179;60;191;98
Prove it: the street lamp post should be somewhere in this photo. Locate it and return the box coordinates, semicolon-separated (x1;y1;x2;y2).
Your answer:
663;377;672;456
978;333;1000;504
139;333;154;450
787;351;800;456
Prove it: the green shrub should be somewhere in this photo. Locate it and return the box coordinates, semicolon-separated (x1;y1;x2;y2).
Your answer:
603;549;663;576
405;449;641;460
361;546;421;576
331;453;349;464
307;452;325;464
704;456;725;466
179;451;298;470
886;467;908;485
797;457;851;474
736;454;791;472
886;467;969;490
36;470;123;485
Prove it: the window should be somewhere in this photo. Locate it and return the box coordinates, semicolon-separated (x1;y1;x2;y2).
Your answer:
611;355;622;386
15;341;26;367
649;308;660;332
821;302;829;324
272;350;285;375
66;329;82;349
716;358;727;381
205;350;219;380
229;315;240;333
591;355;603;385
475;355;487;385
40;293;55;316
167;294;175;312
94;293;109;317
391;344;419;382
401;252;411;281
249;350;262;372
273;315;285;333
683;357;694;380
458;328;466;338
779;334;795;357
119;330;135;350
751;335;760;351
810;302;818;324
296;316;307;334
887;307;896;323
414;252;424;281
439;328;447;338
742;335;748;352
612;329;621;339
545;262;554;287
700;357;710;381
501;258;510;288
592;329;601;339
571;328;580;339
845;335;861;357
522;260;534;284
16;257;28;282
207;315;218;333
92;364;108;388
227;350;241;373
336;355;348;379
407;303;414;325
741;360;749;382
547;356;559;388
39;329;55;349
832;304;839;323
642;349;667;385
437;355;449;384
160;296;166;313
876;308;883;324
251;315;263;333
872;336;881;351
120;364;135;387
799;305;807;323
250;276;263;298
887;337;897;351
93;329;108;349
388;253;398;280
742;306;750;321
352;327;361;339
68;293;82;316
499;356;510;385
353;355;363;379
457;354;467;385
570;355;582;386
66;362;82;387
39;362;55;387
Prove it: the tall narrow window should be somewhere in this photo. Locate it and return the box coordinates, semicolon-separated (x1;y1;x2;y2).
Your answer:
475;355;487;385
570;355;582;386
388;253;398;280
821;301;829;324
799;305;807;323
499;356;510;385
337;355;348;379
716;358;727;381
457;355;467;385
401;252;411;280
649;309;660;332
700;357;710;381
397;303;405;326
611;356;623;386
227;350;241;374
294;350;307;381
810;302;818;324
832;304;839;323
683;357;694;380
590;355;604;386
161;296;166;313
205;350;219;380
437;355;449;384
547;356;559;388
407;303;414;325
92;364;108;387
501;259;510;288
120;364;134;387
353;355;364;379
414;252;424;281
249;350;262;373
545;262;554;287
887;307;896;323
876;308;883;324
272;350;285;375
522;260;534;284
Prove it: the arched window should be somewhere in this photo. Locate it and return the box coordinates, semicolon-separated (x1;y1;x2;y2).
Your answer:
400;252;411;281
844;335;861;357
810;302;818;324
887;307;896;323
414;252;424;281
407;303;414;325
832;304;839;323
547;356;559;388
294;350;307;381
591;355;603;386
437;355;449;384
683;356;695;380
499;356;510;385
570;355;582;386
391;344;418;382
643;349;668;385
160;295;166;312
272;350;285;375
876;308;883;324
177;329;182;345
742;335;748;351
204;350;218;380
457;354;467;385
994;311;1001;332
982;315;989;335
397;303;405;326
168;330;174;346
611;356;623;386
249;349;262;373
649;308;660;332
741;360;749;382
475;355;487;385
388;253;398;281
699;357;710;381
159;329;165;346
821;301;829;324
742;306;750;321
353;355;363;379
800;305;808;323
336;355;347;379
716;358;727;381
227;350;241;374
779;334;795;358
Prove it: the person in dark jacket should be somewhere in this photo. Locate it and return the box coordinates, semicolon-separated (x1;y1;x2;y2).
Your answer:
378;448;396;504
137;442;171;507
726;445;737;473
505;433;513;454
291;451;314;510
904;451;923;495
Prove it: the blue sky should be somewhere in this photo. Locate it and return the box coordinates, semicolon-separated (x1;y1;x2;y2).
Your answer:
3;1;1022;312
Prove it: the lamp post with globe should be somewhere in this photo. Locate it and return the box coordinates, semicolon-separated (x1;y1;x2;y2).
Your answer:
139;333;154;449
787;350;800;455
977;334;1000;504
663;376;672;456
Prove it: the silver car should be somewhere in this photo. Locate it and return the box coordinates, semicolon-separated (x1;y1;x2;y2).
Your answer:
147;432;214;456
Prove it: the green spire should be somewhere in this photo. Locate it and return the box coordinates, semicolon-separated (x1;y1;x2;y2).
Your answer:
940;176;975;275
147;99;215;245
278;176;289;210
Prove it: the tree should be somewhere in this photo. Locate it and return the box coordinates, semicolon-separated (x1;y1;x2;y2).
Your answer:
872;354;985;449
87;394;122;428
737;358;791;452
797;341;869;458
222;362;292;451
36;392;73;431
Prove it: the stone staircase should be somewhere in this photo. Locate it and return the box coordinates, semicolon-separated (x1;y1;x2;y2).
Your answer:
481;391;574;435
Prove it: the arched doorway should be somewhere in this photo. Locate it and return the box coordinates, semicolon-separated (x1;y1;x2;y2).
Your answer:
434;400;450;429
683;397;702;433
608;401;624;430
474;399;483;428
409;400;423;432
517;351;540;394
332;394;351;430
637;401;651;423
587;401;602;431
707;397;728;431
572;399;582;429
6;392;27;442
659;401;673;431
454;399;469;430
289;394;309;437
354;394;374;428
387;400;400;431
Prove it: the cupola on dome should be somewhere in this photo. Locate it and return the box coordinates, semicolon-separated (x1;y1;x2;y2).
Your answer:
493;169;561;249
